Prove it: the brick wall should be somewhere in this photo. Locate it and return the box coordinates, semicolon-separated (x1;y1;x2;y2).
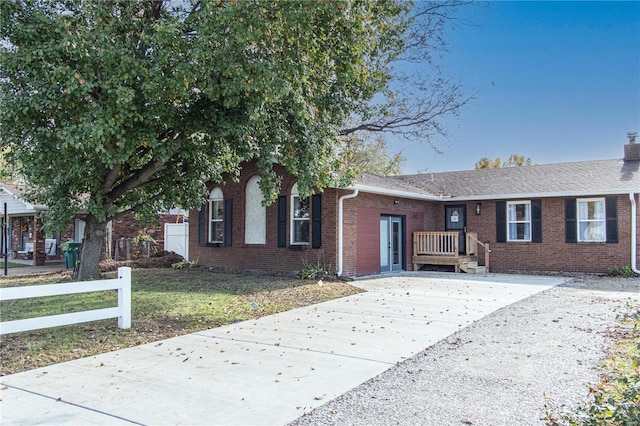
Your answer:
190;163;640;277
344;192;435;277
189;162;339;275
461;195;638;274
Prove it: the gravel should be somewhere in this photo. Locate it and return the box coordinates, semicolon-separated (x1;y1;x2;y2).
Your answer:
289;276;640;426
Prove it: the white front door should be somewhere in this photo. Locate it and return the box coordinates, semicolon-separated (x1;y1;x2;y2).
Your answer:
380;216;403;273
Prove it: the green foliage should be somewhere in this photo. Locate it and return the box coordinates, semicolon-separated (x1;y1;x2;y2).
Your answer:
299;252;332;280
1;0;469;278
299;262;329;280
341;135;405;175
475;154;533;169
0;0;413;231
172;258;199;269
607;266;639;278
130;232;157;246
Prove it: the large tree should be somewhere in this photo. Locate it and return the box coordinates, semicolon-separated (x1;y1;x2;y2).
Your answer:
1;0;468;279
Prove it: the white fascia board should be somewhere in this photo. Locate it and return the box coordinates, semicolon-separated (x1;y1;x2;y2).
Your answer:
447;189;639;202
347;184;446;201
342;185;635;203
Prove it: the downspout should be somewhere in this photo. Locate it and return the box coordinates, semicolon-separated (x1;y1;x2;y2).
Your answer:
337;188;359;277
630;192;640;274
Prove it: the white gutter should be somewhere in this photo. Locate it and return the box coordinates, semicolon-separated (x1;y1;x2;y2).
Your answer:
349;184;445;202
336;188;359;277
630;193;640;274
447;189;639;202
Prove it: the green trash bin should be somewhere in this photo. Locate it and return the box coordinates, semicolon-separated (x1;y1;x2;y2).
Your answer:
62;242;82;269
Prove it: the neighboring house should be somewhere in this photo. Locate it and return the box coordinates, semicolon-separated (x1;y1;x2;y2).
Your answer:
190;136;640;277
0;183;186;266
0;182;52;266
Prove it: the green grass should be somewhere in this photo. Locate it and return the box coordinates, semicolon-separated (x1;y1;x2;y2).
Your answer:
2;262;29;268
0;268;363;375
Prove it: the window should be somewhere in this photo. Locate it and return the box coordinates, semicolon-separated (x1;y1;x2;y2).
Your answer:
577;198;605;242
245;176;266;244
507;201;531;241
290;183;309;245
208;187;224;243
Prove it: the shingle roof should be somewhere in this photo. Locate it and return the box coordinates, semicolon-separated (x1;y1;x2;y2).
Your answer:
355;158;640;200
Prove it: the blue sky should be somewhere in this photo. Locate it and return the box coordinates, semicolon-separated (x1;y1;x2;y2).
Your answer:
395;1;640;174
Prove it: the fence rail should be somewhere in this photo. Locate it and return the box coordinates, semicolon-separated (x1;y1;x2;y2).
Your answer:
0;267;131;335
413;231;459;257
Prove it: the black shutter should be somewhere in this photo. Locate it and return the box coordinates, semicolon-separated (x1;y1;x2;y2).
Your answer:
312;194;322;248
277;196;287;248
605;196;618;243
495;201;506;243
565;198;577;243
198;203;206;246
224;198;233;246
531;199;542;243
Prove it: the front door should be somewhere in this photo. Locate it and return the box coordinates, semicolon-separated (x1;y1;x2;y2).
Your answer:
445;205;466;254
380;215;404;272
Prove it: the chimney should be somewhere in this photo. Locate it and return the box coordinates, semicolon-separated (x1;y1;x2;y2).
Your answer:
624;131;640;161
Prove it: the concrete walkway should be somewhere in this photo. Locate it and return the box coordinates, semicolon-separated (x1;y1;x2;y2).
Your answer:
0;272;566;425
0;260;66;276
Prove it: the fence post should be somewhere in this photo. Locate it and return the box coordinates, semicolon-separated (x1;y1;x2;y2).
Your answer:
117;266;132;329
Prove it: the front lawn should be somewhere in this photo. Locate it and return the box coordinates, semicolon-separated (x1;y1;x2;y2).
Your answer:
0;268;363;376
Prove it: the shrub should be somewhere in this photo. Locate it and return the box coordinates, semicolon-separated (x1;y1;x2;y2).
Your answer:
607;266;638;277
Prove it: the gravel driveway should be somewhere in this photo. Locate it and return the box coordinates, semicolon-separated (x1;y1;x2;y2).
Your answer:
290;276;640;426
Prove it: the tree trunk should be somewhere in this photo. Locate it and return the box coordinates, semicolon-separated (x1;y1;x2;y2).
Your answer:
75;214;106;280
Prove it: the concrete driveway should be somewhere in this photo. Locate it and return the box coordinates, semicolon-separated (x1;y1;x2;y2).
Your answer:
1;272;565;425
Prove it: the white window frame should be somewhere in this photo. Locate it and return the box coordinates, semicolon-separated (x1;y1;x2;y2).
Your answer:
290;183;309;245
208;187;224;244
507;200;531;242
577;198;606;242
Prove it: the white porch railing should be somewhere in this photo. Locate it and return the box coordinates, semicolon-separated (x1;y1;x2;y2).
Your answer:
413;231;459;257
0;267;131;335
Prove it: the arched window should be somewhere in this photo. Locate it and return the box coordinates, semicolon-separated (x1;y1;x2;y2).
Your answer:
290;183;309;245
245;176;266;244
209;187;224;243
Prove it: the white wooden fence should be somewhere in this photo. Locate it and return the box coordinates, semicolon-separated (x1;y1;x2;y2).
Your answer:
0;267;131;335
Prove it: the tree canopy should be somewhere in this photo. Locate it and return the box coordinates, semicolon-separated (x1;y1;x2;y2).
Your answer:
341;135;405;176
475;154;533;169
0;0;469;278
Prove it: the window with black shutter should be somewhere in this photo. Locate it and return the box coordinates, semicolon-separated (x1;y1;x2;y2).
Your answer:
495;201;506;243
531;199;542;243
605;196;618;243
565;198;577;243
224;198;233;246
312;194;322;248
277;196;287;248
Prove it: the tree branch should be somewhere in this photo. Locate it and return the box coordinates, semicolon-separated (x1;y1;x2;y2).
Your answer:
115;192;165;218
107;146;180;202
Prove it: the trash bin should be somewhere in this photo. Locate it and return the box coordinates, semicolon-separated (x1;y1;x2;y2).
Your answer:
62;242;82;269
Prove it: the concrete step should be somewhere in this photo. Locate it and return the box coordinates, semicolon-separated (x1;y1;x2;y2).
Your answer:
460;262;486;274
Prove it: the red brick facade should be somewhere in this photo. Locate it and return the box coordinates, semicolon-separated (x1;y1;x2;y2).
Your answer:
189;162;341;275
190;162;640;277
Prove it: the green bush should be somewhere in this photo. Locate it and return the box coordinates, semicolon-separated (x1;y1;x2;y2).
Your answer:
607;266;638;277
299;262;328;280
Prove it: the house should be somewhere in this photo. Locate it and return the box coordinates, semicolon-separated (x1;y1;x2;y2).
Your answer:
0;182;52;266
190;136;640;277
0;182;186;266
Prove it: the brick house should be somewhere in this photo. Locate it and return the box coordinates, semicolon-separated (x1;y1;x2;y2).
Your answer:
0;182;185;266
190;137;640;277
